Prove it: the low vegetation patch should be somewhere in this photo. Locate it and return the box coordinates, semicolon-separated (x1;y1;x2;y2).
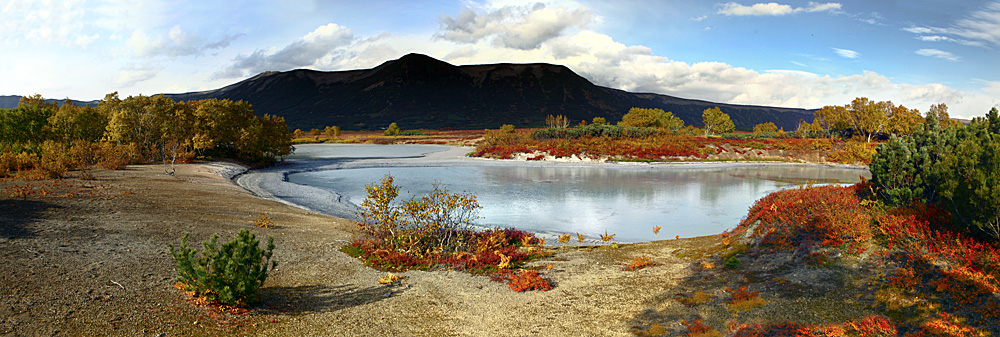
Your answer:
342;175;553;291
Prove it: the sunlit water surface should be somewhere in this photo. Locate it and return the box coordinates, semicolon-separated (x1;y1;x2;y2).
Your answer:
286;144;867;242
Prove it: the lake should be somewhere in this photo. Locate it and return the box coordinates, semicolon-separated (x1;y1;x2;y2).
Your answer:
282;144;868;242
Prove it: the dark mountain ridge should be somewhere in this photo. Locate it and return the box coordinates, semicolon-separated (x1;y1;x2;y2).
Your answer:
2;54;815;131
0;96;99;109
166;53;815;131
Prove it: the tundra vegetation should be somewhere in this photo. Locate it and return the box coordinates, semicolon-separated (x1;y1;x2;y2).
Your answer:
631;106;1000;336
471;98;953;166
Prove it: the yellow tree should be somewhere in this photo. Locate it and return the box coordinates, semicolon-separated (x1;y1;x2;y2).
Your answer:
47;103;108;143
620;107;684;131
752;122;778;136
702;107;734;135
886;104;923;136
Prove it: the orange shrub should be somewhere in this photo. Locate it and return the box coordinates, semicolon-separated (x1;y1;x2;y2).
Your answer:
507;270;552;292
733;184;872;253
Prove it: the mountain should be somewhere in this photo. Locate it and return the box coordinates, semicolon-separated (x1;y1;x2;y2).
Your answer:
0;95;99;109
166;54;815;131
2;54;813;131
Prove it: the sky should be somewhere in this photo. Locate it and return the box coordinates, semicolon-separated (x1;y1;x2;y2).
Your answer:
2;0;999;119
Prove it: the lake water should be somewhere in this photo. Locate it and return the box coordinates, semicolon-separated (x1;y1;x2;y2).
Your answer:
284;144;868;242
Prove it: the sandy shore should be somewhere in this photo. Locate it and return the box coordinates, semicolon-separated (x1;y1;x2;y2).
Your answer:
1;162;728;336
4;152;914;336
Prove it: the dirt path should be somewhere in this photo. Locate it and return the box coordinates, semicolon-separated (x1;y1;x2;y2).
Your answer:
2;163;721;336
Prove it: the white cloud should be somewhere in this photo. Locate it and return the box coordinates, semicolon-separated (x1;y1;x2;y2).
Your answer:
916;49;960;61
127;25;241;58
982;80;1000;96
804;2;842;12
0;0;94;46
904;2;1000;48
691;15;708;22
75;33;100;48
832;48;859;59
214;23;355;79
718;2;793;16
436;2;594;50
113;62;163;87
717;2;840;16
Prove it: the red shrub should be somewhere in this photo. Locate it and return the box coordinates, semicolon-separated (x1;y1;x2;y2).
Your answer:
734;184;872;252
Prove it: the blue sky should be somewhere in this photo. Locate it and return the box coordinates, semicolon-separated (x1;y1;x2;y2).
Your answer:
2;0;998;118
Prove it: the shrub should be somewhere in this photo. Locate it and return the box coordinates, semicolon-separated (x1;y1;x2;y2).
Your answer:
623;255;656;271
398;130;428;136
723;255;740;269
734;184;872;253
871;112;1000;241
169;230;276;307
726;286;769;313
384;123;400;136
828;140;876;164
507;270;552;292
480;125;524;148
355;175;481;254
674;290;712;307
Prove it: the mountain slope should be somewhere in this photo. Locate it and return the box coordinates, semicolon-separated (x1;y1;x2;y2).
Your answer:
170;54;816;130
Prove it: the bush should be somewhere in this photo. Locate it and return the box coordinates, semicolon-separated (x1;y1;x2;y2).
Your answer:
507;270;552;292
870;110;1000;240
355;175;481;253
169;230;276;307
384;122;400;136
398;130;428;136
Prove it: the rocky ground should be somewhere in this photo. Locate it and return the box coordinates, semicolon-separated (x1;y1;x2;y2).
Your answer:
0;163;913;336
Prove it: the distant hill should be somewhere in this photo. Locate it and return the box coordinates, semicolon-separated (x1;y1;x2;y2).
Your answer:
165;53;815;131
0;95;100;109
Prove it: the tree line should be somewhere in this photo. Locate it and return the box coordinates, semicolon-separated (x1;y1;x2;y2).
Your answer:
1;93;292;177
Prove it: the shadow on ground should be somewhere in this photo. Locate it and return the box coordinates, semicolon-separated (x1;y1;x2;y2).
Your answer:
0;199;56;239
257;284;406;314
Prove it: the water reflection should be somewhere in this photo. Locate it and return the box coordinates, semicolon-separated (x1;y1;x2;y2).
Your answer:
288;164;866;243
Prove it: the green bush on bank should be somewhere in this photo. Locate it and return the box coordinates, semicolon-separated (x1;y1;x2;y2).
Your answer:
870;107;1000;241
169;230;276;307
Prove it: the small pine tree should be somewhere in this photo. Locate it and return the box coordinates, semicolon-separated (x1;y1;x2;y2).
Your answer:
169;230;276;307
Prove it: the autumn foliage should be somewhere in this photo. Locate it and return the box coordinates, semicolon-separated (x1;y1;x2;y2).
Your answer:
0;93;293;179
345;175;553;290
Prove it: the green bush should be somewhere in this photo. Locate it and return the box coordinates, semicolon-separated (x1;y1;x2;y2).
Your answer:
398;130;428;136
723;256;741;269
870;108;1000;240
169;230;276;307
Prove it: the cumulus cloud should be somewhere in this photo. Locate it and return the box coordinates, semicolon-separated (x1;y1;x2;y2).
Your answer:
832;48;859;59
904;2;1000;48
916;48;960;61
717;2;841;16
214;23;355;79
127;25;242;58
201;3;991;118
436;2;594;50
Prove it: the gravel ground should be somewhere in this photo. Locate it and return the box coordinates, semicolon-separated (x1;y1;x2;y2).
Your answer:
1;162;896;336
